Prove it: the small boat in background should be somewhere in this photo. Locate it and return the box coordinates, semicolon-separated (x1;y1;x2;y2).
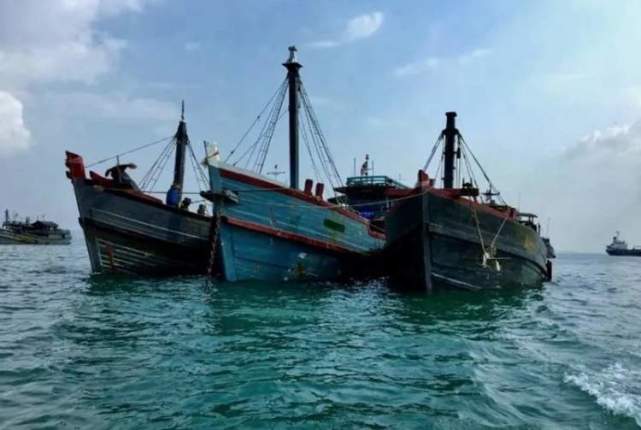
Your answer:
0;210;71;245
385;112;551;291
65;105;211;275
205;47;385;282
606;232;641;256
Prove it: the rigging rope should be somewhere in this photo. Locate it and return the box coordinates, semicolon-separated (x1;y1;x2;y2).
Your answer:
422;134;444;172
140;140;174;191
87;136;173;168
254;82;288;172
225;78;288;163
459;136;505;205
298;82;343;189
299;108;323;182
460;142;479;190
187;140;209;190
467;199;512;272
300;99;333;190
146;143;175;192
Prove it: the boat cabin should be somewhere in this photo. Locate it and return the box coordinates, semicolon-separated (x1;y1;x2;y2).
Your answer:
517;212;540;233
332;175;408;227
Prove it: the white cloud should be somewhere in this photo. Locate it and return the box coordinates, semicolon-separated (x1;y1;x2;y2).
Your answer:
309;12;384;49
395;48;491;77
0;0;155;86
0;0;159;157
0;38;127;86
44;92;178;122
564;120;641;160
458;48;492;64
0;92;31;157
344;11;384;41
394;57;440;77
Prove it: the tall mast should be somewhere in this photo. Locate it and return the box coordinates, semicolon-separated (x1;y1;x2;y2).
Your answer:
283;46;302;190
167;101;189;206
442;111;458;189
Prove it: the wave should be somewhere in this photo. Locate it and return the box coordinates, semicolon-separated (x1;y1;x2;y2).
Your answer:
564;362;641;425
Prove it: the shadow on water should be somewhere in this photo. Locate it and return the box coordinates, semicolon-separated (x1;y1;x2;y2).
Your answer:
81;272;544;324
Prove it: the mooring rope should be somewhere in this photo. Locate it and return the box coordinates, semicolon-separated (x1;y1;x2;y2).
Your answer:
468;199;513;271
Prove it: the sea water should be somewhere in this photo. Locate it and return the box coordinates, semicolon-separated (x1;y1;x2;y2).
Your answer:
1;237;640;429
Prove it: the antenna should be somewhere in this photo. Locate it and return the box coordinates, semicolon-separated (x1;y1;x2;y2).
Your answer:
181;100;185;121
546;217;551;237
266;164;286;180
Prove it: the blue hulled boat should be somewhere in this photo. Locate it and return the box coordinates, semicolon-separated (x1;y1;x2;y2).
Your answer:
204;47;385;282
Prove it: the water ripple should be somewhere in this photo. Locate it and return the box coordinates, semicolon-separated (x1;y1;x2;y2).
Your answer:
1;244;641;429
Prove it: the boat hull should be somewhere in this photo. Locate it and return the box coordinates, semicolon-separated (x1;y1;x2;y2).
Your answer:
385;189;549;291
606;249;641;256
0;230;71;245
69;178;211;275
208;163;384;282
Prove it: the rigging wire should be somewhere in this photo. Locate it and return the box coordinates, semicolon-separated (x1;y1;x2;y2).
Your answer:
299;106;323;183
300;101;330;186
87;136;173;168
422;134;443;172
459;136;505;204
187;144;207;192
147;143;175;192
434;152;444;186
225;78;288;163
186;141;209;189
298;82;343;189
233;82;287;169
245;92;281;169
140;139;175;190
254;82;288;172
460;143;479;189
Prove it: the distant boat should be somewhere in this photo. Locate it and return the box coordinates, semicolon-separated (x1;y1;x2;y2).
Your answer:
385;112;552;291
606;231;641;256
0;210;71;245
204;47;385;282
65;104;211;275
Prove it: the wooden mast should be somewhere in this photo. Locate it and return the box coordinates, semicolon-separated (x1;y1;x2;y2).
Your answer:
283;46;302;190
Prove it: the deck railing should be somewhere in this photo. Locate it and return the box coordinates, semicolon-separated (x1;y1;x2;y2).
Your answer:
345;175;407;189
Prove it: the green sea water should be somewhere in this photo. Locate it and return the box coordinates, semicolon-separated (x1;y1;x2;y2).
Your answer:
1;237;640;429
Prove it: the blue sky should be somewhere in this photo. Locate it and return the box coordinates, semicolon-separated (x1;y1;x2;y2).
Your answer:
1;0;640;251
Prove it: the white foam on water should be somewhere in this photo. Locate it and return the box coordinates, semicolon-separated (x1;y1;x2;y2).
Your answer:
564;362;641;425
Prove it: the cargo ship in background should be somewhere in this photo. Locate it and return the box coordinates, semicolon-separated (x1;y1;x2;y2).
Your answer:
65;104;212;275
606;232;641;256
385;112;551;291
0;210;71;245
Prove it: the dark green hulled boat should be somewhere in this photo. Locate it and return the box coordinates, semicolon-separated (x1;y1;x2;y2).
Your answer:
385;112;552;291
0;210;71;245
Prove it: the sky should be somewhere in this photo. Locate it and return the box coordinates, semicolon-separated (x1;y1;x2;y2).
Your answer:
1;0;641;252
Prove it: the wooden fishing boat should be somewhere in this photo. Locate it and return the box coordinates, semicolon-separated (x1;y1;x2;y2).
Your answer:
385;112;552;291
65;106;211;275
204;47;385;282
0;210;71;245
